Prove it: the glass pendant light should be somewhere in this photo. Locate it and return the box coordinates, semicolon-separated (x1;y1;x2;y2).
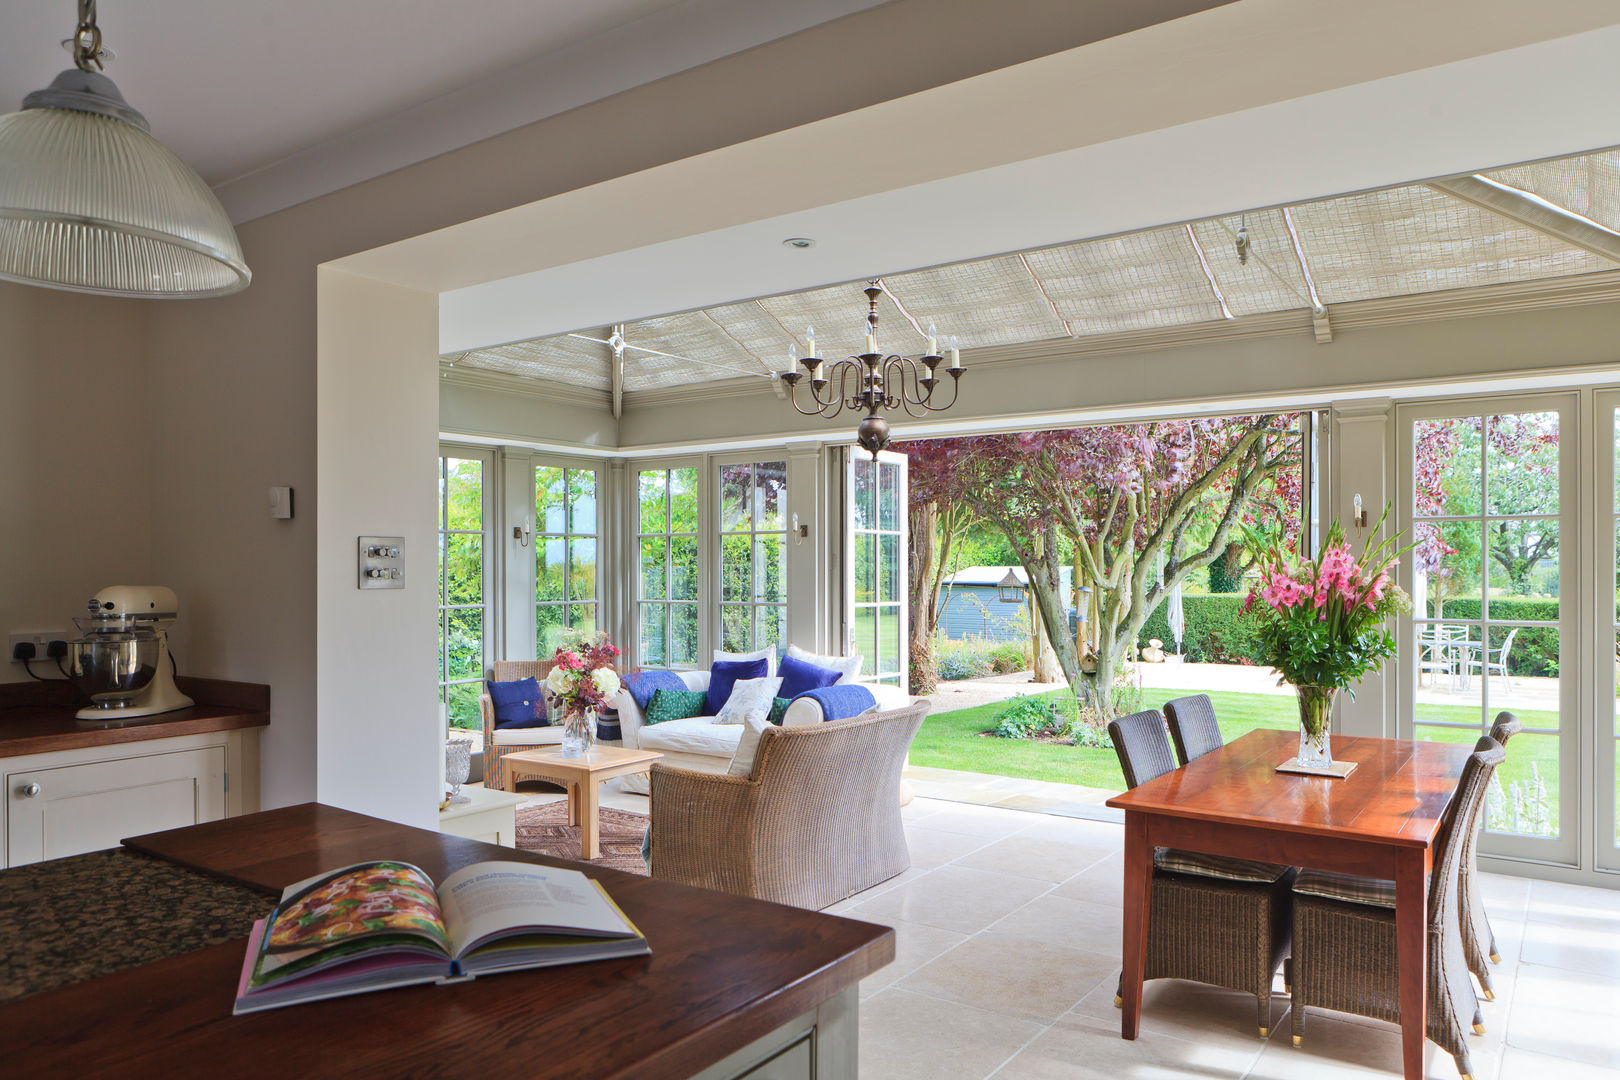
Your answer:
0;1;250;298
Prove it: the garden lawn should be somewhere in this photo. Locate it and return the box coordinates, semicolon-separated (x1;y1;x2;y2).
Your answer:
912;687;1563;830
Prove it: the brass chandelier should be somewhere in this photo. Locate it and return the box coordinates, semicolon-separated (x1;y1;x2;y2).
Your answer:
780;281;965;456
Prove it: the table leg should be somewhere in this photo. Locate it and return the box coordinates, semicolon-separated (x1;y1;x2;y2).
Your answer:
579;779;601;860
1120;812;1151;1040
1394;847;1429;1080
567;782;579;827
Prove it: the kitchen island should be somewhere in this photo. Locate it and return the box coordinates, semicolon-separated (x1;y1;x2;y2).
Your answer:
0;803;891;1079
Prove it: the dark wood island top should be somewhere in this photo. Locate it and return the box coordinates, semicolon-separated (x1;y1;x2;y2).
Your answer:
0;803;893;1079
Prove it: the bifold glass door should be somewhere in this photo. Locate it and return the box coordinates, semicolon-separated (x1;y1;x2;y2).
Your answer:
1400;396;1577;867
846;450;908;689
1596;392;1620;874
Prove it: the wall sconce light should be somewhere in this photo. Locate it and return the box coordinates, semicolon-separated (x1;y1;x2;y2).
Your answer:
512;518;532;548
1352;494;1368;529
791;512;809;545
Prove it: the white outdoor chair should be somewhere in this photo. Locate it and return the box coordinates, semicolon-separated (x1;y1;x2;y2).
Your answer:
1464;627;1519;692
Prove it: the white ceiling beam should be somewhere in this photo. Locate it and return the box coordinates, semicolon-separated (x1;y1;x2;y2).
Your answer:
1428;174;1620;263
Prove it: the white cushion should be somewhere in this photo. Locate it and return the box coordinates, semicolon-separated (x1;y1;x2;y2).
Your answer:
728;713;774;778
785;644;862;684
713;646;777;678
490;725;567;747
715;676;783;725
636;716;744;759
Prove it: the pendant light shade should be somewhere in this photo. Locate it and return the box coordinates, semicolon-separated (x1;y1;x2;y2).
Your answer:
0;55;250;298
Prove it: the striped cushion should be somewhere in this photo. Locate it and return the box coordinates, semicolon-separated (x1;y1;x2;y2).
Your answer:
1293;868;1396;908
1153;848;1290;884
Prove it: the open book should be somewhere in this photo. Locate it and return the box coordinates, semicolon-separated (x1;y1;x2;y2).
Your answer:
233;859;648;1014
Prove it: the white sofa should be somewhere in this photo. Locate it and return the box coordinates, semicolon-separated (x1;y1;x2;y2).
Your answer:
611;669;914;794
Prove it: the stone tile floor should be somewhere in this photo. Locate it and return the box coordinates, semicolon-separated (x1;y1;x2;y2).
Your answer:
515;784;1620;1080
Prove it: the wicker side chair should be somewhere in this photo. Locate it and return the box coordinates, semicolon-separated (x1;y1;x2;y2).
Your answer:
649;702;927;910
478;659;557;793
1288;737;1506;1080
1164;693;1224;766
1460;712;1522;998
1107;708;1295;1038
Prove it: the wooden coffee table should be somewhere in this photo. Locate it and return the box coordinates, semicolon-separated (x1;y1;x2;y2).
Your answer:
502;745;662;859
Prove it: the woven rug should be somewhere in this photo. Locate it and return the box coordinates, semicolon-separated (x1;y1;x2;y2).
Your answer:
514;801;649;876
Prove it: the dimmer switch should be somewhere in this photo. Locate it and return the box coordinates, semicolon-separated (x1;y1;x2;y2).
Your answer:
358;536;405;590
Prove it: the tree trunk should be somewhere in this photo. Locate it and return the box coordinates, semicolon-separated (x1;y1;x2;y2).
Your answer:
908;501;939;693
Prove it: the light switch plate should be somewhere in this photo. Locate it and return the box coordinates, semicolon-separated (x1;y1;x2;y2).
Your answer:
358;536;405;589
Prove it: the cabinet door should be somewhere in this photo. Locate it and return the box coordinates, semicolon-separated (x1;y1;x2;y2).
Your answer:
7;747;226;866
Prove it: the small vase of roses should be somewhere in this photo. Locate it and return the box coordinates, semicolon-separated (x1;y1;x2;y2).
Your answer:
545;631;621;758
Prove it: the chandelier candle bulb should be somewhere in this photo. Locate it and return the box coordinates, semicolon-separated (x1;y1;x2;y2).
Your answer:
926;322;938;355
949;336;962;370
805;326;815;358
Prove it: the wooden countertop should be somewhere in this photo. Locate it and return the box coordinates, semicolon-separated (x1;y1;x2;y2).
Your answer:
0;804;894;1079
0;677;268;757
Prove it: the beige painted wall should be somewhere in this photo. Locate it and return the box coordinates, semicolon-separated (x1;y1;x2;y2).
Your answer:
0;283;153;685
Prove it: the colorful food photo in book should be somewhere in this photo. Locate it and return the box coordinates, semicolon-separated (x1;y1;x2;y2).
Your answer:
267;862;448;952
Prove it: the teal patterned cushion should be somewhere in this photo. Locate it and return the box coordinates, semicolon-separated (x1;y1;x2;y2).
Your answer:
767;696;794;725
644;688;708;725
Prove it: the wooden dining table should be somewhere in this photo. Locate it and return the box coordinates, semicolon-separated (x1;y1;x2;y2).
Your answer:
1105;728;1474;1080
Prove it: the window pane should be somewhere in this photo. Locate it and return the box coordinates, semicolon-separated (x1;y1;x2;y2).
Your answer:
1485;625;1558;732
569;469;597;534
1484;519;1558;618
568;603;597;641
853;458;875;530
1415;520;1482;619
721;464;751;532
671;604;699;667
445;607;482;681
720;604;751;652
671;467;700;532
639;470;667;534
537;538;566;601
1414;417;1480;517
852;607;877;676
445;458;482;530
437;531;447;606
1414;622;1483;723
445;682;481;729
444;533;481;606
437;459;446;532
879;462;900;531
437;612;447;683
640;537;667;600
755;461;786;531
640;604;667;667
671;536;699;601
877;604;902;675
755;605;785;653
536;466;566;533
880;533;900;603
536;604;565;657
1485;732;1560;838
1485;412;1559;517
569;538;597;601
854;534;875;604
755;535;784;603
721;534;751;603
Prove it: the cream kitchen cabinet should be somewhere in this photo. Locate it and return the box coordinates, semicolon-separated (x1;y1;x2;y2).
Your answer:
3;729;260;868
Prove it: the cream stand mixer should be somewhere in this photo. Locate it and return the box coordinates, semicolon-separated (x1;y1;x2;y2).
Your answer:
66;586;194;724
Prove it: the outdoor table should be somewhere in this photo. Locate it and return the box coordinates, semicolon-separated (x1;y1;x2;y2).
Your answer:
1106;728;1473;1080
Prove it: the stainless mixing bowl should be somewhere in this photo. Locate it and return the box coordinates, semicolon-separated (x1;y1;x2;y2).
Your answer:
66;633;159;708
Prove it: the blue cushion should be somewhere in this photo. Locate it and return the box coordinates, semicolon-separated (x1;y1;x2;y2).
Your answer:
797;684;877;722
777;654;843;699
486;678;549;729
706;658;769;715
622;669;687;712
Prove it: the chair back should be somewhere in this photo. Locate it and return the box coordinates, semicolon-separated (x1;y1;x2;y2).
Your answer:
1488;711;1522;746
1164;694;1223;766
491;659;554;683
1108;709;1177;790
1429;736;1507;926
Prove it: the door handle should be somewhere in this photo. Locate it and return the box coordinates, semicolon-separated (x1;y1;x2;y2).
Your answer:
18;782;41;798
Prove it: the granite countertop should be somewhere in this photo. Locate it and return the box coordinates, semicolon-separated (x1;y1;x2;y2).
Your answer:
0;849;273;1002
0;677;269;757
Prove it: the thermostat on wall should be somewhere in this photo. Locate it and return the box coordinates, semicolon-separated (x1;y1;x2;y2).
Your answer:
269;487;294;519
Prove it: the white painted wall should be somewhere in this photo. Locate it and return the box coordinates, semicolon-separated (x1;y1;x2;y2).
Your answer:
316;269;441;828
0;284;153;684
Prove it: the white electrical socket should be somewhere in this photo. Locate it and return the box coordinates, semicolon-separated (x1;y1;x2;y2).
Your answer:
9;630;68;662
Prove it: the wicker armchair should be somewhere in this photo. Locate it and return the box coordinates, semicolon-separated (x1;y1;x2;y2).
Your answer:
478;659;556;792
648;702;927;910
1164;693;1223;766
1287;737;1506;1080
1108;708;1295;1037
1461;712;1522;998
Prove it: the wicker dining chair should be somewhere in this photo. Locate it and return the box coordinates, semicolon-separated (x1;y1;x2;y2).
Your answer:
1460;712;1522;998
478;659;556;792
649;703;927;910
1108;708;1295;1037
1287;737;1506;1080
1164;693;1224;766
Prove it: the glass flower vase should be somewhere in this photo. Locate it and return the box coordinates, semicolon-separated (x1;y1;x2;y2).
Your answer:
560;707;596;758
1293;685;1336;770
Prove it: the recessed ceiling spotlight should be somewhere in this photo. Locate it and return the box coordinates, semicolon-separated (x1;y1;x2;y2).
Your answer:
782;237;816;249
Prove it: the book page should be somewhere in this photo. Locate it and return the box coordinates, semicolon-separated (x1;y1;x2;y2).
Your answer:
439;861;634;958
